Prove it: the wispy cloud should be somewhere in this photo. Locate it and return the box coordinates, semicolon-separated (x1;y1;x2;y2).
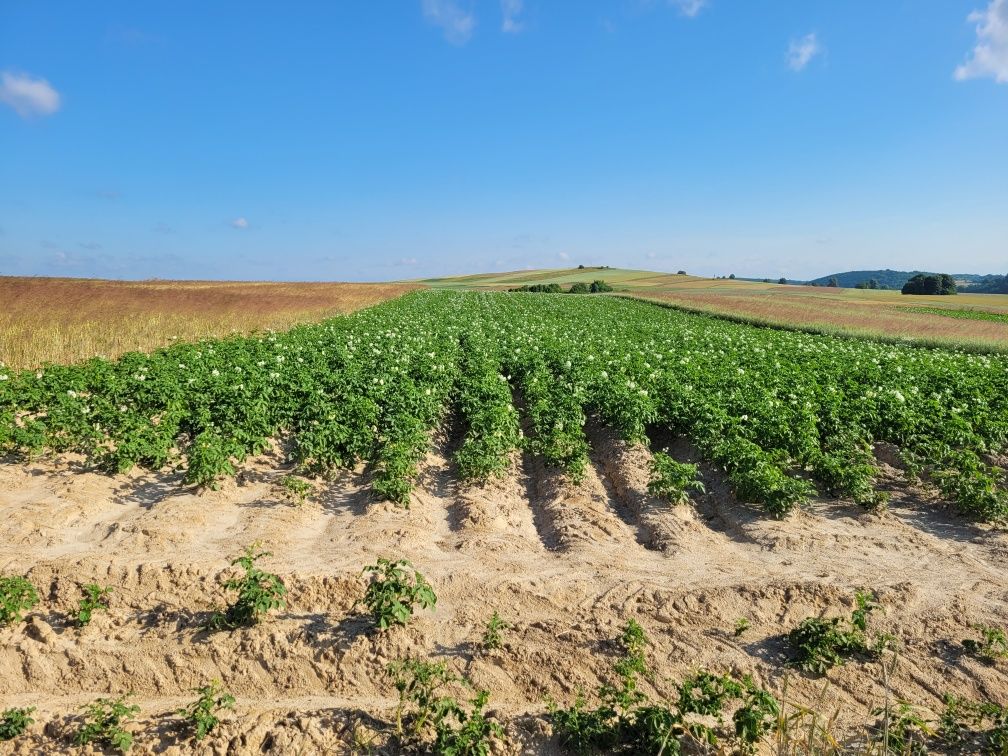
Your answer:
557;251;571;261
0;70;61;118
670;0;708;18
422;0;476;44
788;32;822;72
78;241;103;251
502;0;524;32
396;257;419;266
955;0;1008;83
231;217;249;229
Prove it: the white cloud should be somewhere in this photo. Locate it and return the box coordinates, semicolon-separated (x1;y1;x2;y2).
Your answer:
0;71;61;118
422;0;476;44
502;0;524;32
231;217;249;229
955;0;1008;83
788;32;821;72
557;251;570;261
670;0;707;18
396;257;419;266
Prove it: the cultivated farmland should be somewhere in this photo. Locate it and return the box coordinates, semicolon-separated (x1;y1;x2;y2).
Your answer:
1;291;1006;753
0;277;417;371
424;268;1008;351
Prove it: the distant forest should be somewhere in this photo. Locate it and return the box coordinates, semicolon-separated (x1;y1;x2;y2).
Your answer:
806;269;1006;293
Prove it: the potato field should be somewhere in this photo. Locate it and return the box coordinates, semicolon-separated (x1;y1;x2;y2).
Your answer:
1;291;1007;754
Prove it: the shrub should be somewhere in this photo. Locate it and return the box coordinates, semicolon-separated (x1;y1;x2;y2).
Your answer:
568;282;590;295
75;695;139;754
361;558;436;630
176;680;235;741
203;544;286;631
589;280;613;293
0;707;35;741
0;576;38;625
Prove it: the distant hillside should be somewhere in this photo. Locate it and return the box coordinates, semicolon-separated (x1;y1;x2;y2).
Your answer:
808;270;988;289
963;274;1008;294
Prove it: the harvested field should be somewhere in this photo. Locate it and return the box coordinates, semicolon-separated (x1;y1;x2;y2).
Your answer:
0;278;418;370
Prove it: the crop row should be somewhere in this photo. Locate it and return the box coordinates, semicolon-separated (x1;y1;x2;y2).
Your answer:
1;291;1006;520
2;559;1006;753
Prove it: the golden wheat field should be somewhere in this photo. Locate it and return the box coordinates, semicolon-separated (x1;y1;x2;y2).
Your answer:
0;278;419;370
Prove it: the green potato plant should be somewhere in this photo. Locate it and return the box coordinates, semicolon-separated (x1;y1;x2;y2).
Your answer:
176;680;235;741
361;558;436;630
0;707;35;741
0;576;38;625
75;695;139;754
77;583;113;627
203;544;286;631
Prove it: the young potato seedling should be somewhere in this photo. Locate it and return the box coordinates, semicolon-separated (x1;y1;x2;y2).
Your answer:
176;680;235;741
481;611;510;652
0;576;39;625
962;624;1008;663
280;474;312;504
75;695;139;754
203;544;286;631
361;558;436;630
77;583;113;627
0;707;35;741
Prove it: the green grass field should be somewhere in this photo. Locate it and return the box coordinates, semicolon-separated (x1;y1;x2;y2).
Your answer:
419;267;1008;350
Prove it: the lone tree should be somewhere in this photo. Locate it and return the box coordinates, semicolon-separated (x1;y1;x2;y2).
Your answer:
778;277;787;285
901;273;957;295
827;277;839;287
728;273;736;279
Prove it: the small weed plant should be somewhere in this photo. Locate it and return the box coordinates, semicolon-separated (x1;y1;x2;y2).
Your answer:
734;617;751;637
280;474;312;504
648;451;705;505
0;576;38;625
204;544;286;631
962;624;1008;663
76;695;139;754
481;611;509;652
77;583;112;627
0;707;34;741
939;694;1008;753
361;558;436;630
872;701;932;755
177;680;235;741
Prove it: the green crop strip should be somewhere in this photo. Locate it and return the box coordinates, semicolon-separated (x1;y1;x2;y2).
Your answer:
902;306;1008;324
1;291;1006;521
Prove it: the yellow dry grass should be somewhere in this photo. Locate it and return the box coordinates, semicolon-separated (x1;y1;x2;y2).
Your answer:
0;277;419;370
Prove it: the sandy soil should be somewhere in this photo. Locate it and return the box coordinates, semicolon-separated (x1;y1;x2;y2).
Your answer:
1;430;1006;754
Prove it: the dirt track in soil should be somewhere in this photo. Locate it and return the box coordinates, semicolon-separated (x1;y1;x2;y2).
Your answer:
1;429;1006;754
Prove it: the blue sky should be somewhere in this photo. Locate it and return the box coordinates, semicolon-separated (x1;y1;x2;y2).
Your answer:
1;1;1006;282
